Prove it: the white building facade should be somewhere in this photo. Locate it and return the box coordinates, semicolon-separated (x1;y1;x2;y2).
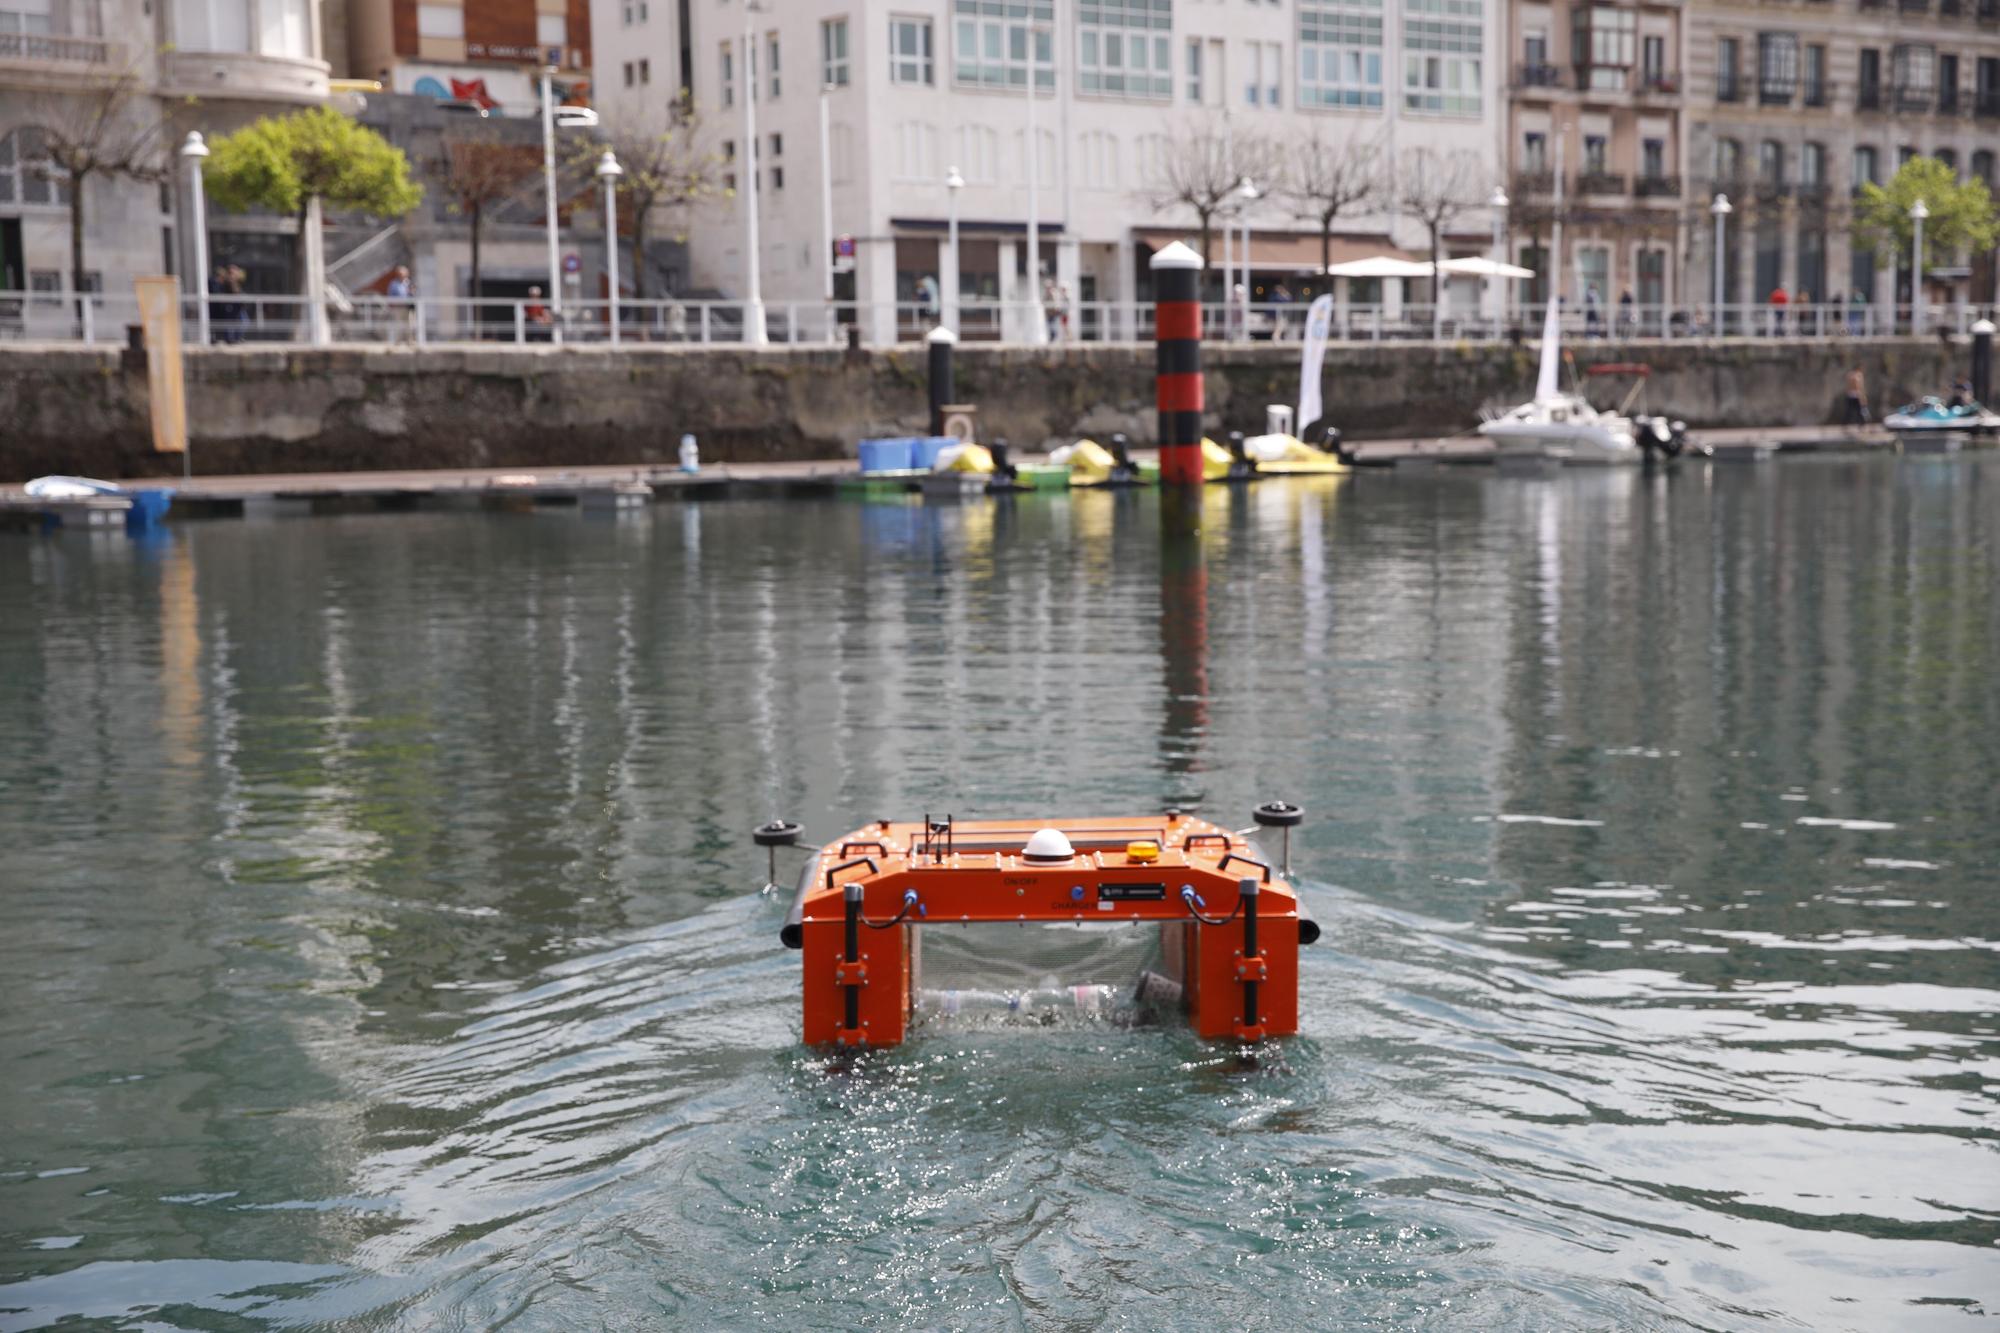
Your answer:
591;0;1508;340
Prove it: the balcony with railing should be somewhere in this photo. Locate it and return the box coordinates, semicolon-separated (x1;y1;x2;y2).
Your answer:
1891;85;1936;113
1717;73;1746;103
1636;73;1681;97
1577;171;1629;195
0;30;113;63
1515;62;1564;90
1940;86;1963;114
1978;90;2000;117
1760;78;1795;107
1795;181;1834;207
1635;174;1682;198
1513;170;1557;196
1754;178;1791;203
1803;79;1834;108
1857;83;1883;111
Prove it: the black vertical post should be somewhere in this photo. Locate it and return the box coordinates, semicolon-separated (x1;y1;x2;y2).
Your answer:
927;325;956;436
1239;875;1259;1031
1973;318;1994;406
843;882;862;1033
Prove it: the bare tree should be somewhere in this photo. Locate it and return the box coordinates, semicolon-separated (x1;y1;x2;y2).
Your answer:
440;132;541;299
36;64;169;308
1396;147;1482;325
1283;127;1381;276
1144;113;1279;296
581;96;726;299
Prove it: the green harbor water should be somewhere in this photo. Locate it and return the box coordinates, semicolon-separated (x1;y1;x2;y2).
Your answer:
1;458;1996;1330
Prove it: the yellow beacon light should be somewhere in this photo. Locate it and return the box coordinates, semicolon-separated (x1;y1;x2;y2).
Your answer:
1125;840;1161;863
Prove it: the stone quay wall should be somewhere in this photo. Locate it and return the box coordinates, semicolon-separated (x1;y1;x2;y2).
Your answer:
0;338;1963;482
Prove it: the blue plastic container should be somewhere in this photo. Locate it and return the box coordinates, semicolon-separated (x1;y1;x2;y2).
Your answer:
908;436;955;470
858;438;915;473
124;489;175;532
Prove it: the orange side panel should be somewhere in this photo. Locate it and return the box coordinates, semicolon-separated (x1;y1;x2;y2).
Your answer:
801;918;911;1047
1188;915;1298;1041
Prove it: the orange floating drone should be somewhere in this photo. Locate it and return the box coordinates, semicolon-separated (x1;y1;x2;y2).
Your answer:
760;806;1317;1048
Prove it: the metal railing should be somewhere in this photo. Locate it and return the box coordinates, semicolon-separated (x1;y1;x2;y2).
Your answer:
4;289;1995;349
1515;62;1563;89
0;31;111;63
1577;171;1629;196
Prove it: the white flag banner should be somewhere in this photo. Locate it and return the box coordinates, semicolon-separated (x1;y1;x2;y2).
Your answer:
1297;293;1336;432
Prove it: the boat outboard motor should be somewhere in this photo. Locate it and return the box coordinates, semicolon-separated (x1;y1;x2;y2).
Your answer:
1226;430;1257;480
1318;424;1354;464
988;438;1019;482
1107;432;1140;485
1635;415;1689;460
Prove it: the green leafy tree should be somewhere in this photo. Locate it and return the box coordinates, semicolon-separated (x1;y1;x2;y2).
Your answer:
1852;157;1998;263
204;106;423;286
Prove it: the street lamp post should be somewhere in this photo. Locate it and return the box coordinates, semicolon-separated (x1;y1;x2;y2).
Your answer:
1025;21;1047;345
1909;198;1929;336
598;149;623;345
819;85;835;338
945;165;964;336
1237;177;1258;342
181;131;210;346
1710;193;1732;335
1488;185;1508;338
741;1;769;344
540;66;564;343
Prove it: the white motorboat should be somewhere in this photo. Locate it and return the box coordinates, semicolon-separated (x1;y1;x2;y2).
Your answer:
1479;333;1688;467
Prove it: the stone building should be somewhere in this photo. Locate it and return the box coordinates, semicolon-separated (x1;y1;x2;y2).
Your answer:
1499;0;1690;307
0;0;331;323
588;0;1515;341
1684;0;2000;313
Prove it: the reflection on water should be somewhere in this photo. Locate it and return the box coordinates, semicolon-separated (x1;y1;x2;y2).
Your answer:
1;459;1996;1330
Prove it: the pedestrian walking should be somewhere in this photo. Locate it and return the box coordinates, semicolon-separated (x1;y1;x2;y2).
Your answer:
1769;285;1788;336
1618;286;1635;338
524;285;552;342
386;265;414;342
1844;365;1870;427
1584;284;1603;338
916;273;940;328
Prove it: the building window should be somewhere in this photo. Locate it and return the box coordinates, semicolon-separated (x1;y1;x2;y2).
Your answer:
1800;141;1824;185
1803;44;1825;105
1717;37;1739;100
1641;34;1664;87
721;41;734;106
1078;0;1172;99
1582;133;1606;174
891;16;934;85
1403;0;1482;116
1244;39;1280;107
1973;149;1995;189
1891;43;1934;103
1757;32;1797;105
414;2;461;40
823;16;851;87
771;166;785;190
1186;36;1201;100
0;127;64;206
1641;137;1664;180
1758;139;1783;185
1523;131;1546;175
951;0;1052;91
639;57;649;84
1858;47;1880;104
1936;148;1957;175
177;0;252;52
1714;136;1740;183
1898;144;1917;168
768;32;781;98
537;13;566;47
1299;0;1385;109
623;60;634;87
1571;5;1635;91
1851;145;1877;192
1939;53;1958;111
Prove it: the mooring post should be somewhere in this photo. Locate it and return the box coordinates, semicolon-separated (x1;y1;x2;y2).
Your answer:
1973;318;1994;406
1151;241;1205;486
927;325;956;437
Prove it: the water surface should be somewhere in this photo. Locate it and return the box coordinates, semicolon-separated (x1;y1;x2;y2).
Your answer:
1;459;1996;1330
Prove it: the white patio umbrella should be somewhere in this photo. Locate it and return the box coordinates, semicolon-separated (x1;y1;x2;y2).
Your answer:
1435;256;1537;279
1322;256;1436;278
